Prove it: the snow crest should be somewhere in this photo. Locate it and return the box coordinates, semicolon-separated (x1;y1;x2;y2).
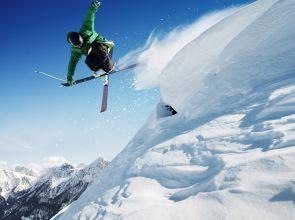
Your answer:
160;0;295;117
57;0;295;219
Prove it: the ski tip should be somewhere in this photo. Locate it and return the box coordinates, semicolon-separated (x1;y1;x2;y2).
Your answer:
100;104;107;113
100;109;107;113
61;82;77;87
61;83;70;87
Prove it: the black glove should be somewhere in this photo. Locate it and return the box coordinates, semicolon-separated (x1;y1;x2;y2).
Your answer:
92;0;101;8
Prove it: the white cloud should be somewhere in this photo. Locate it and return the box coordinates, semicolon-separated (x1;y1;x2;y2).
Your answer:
0;156;71;177
42;156;69;168
23;162;44;174
0;161;9;169
118;6;243;90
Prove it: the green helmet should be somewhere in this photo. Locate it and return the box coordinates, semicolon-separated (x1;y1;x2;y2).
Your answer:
67;32;83;48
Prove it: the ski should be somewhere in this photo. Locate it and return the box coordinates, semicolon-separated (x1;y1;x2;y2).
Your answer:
35;63;140;113
61;63;139;87
100;75;109;113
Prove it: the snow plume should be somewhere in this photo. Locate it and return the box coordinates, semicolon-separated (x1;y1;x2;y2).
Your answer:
118;6;243;89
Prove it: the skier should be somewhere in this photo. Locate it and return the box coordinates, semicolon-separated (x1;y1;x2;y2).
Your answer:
66;0;115;86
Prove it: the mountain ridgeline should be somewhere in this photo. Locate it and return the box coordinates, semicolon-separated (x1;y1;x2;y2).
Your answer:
0;158;108;220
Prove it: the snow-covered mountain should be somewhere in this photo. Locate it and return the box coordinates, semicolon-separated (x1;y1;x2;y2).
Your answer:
0;169;36;199
1;158;108;220
56;0;295;219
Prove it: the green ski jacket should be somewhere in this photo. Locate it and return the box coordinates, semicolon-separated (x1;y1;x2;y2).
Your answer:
67;2;115;82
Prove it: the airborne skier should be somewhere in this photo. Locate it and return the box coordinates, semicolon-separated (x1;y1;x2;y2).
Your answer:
66;0;115;86
34;0;138;112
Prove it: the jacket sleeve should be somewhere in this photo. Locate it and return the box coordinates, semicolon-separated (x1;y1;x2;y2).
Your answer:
67;49;82;80
80;2;100;32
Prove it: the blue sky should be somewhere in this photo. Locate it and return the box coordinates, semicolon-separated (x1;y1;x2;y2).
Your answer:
0;0;253;165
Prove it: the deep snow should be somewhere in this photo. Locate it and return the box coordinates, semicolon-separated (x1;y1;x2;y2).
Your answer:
56;0;295;219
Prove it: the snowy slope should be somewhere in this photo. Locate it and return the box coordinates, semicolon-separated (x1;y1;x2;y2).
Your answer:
57;0;295;219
